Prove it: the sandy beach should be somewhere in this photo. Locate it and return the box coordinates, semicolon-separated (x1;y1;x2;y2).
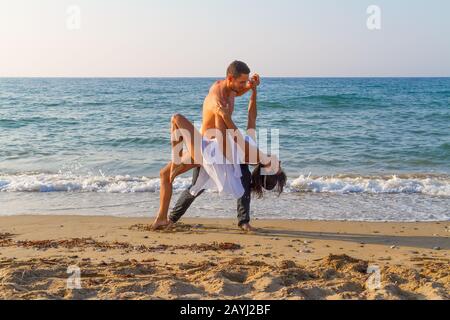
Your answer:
0;215;448;300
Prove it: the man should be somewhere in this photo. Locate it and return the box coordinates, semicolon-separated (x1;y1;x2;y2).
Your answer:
169;61;260;232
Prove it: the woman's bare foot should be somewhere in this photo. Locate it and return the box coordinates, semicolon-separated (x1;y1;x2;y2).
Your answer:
150;217;171;231
169;162;186;184
166;220;175;229
240;223;258;232
170;152;198;183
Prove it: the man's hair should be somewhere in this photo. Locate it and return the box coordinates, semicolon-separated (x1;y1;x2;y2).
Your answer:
227;60;250;78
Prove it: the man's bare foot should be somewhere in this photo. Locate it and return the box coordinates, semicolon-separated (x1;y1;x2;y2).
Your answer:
240;223;258;232
150;218;171;231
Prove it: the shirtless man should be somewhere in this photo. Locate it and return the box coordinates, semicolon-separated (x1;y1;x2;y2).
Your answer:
152;61;266;231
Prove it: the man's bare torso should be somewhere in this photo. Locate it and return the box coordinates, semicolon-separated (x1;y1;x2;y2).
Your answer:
200;80;236;136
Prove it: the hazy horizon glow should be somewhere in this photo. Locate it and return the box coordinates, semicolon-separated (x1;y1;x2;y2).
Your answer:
1;0;449;77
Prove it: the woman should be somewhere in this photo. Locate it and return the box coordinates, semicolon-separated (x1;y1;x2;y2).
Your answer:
151;89;286;230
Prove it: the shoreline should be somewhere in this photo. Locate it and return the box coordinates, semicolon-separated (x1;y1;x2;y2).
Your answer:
0;216;448;299
1;213;450;222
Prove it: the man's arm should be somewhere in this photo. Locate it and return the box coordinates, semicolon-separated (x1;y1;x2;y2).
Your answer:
235;73;260;97
247;88;257;132
235;86;252;97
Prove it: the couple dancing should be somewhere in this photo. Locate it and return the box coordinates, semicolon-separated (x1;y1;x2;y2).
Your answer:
152;61;286;232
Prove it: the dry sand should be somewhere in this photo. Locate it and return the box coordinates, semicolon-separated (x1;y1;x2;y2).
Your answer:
0;215;448;300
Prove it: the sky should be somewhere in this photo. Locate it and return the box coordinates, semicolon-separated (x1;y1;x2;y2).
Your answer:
1;0;449;77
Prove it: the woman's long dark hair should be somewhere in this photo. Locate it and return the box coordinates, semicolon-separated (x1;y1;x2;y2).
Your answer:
250;164;287;199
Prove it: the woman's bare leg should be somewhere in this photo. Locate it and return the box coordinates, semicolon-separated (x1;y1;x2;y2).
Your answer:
170;152;196;183
151;114;203;230
170;114;203;179
215;114;277;169
151;161;199;230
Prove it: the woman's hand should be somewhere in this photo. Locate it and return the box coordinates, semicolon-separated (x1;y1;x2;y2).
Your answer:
249;74;260;91
261;156;282;175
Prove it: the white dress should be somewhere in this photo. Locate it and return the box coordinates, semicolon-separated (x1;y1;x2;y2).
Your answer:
189;133;257;199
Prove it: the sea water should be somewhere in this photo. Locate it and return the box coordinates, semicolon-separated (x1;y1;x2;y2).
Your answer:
1;78;449;221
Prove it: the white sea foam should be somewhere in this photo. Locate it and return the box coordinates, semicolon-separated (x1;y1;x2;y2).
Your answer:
0;172;449;197
0;173;192;193
289;174;450;197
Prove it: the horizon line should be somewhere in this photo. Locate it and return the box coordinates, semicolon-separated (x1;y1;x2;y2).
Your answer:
1;76;450;79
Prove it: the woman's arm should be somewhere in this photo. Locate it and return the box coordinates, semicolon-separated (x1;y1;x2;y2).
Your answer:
216;105;275;167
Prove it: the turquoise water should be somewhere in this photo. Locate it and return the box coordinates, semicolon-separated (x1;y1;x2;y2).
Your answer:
1;78;449;221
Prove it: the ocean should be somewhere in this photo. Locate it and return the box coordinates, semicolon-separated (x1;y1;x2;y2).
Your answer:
1;77;449;221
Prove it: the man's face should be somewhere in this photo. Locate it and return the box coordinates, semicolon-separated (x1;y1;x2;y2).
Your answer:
228;74;249;93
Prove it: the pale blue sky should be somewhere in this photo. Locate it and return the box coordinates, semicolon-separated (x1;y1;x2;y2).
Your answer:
1;0;449;77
